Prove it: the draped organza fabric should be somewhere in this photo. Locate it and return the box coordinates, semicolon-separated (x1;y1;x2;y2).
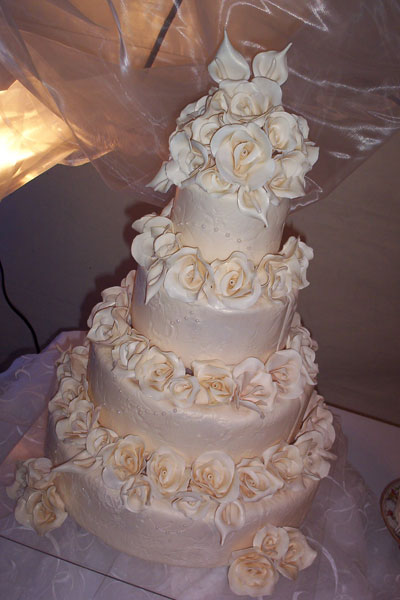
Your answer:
0;0;399;205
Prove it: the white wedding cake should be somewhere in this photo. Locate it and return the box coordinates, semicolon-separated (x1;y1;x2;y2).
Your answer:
8;34;336;598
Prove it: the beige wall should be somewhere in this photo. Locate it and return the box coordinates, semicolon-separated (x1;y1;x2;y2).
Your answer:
1;133;399;423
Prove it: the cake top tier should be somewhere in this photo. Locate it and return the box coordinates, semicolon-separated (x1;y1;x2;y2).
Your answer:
148;32;318;237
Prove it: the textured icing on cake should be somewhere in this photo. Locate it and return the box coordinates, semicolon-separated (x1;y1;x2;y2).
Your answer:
8;33;333;598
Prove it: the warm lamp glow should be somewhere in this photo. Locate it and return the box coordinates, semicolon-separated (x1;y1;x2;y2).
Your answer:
0;82;83;200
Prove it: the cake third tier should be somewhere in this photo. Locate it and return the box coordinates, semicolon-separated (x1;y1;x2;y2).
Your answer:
131;188;313;366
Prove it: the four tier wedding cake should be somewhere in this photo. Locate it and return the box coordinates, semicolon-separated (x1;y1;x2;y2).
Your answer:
8;33;336;598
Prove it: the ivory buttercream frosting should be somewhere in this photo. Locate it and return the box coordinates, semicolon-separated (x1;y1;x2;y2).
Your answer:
8;33;334;598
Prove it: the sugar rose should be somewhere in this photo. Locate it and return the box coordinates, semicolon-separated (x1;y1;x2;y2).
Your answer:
147;447;190;498
135;347;185;397
228;549;279;597
219;77;282;125
86;426;118;457
237;457;283;502
208;251;261;309
7;458;54;500
192;360;235;405
164;247;212;303
196;166;239;195
191;450;239;503
210;122;275;190
253;524;289;561
266;349;303;400
111;332;149;372
166;375;200;408
101;435;145;490
233;357;277;410
263;443;304;488
266;109;304;152
15;485;68;536
277;527;317;580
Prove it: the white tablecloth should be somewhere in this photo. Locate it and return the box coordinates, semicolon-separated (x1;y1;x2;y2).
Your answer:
0;333;399;600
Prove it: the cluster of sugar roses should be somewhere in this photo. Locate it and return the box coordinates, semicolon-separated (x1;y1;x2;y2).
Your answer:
149;32;318;226
131;210;313;307
9;333;334;542
228;524;317;597
86;272;318;411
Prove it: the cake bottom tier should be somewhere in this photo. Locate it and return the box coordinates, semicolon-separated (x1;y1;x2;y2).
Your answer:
48;425;319;568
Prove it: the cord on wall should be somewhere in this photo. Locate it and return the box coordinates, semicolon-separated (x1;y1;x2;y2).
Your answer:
0;260;40;354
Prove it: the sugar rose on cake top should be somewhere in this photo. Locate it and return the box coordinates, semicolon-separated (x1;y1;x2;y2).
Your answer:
149;31;318;228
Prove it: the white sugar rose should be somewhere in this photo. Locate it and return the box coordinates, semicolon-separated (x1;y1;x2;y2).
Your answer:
135;347;185;397
86;426;118;457
287;315;318;384
266;349;303;400
101;435;145;490
192;360;235;405
252;44;291;85
164;247;212;303
253;524;290;561
111;331;149;372
166;375;200;408
301;395;336;450
7;458;54;500
56;344;88;381
131;215;178;268
266;109;304;152
190;112;222;145
260;260;292;300
48;376;84;420
228;549;279;598
191;450;239;503
207;251;261;309
215;500;245;544
121;475;151;512
263;443;304;488
270;149;317;199
172;491;214;520
167;131;208;185
237;457;283;502
196;166;239;196
147;131;208;192
87;305;129;345
219;77;282;125
147;447;190;498
294;431;335;480
277;527;317;580
258;237;313;297
210;123;275;190
88;280;134;327
176;94;208;127
281;237;314;289
233;357;277;411
55;400;98;449
15;484;68;535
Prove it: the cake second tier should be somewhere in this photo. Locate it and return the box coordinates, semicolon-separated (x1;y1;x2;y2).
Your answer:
132;265;297;366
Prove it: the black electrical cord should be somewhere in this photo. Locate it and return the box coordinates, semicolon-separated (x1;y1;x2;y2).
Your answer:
0;259;40;354
145;0;184;68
